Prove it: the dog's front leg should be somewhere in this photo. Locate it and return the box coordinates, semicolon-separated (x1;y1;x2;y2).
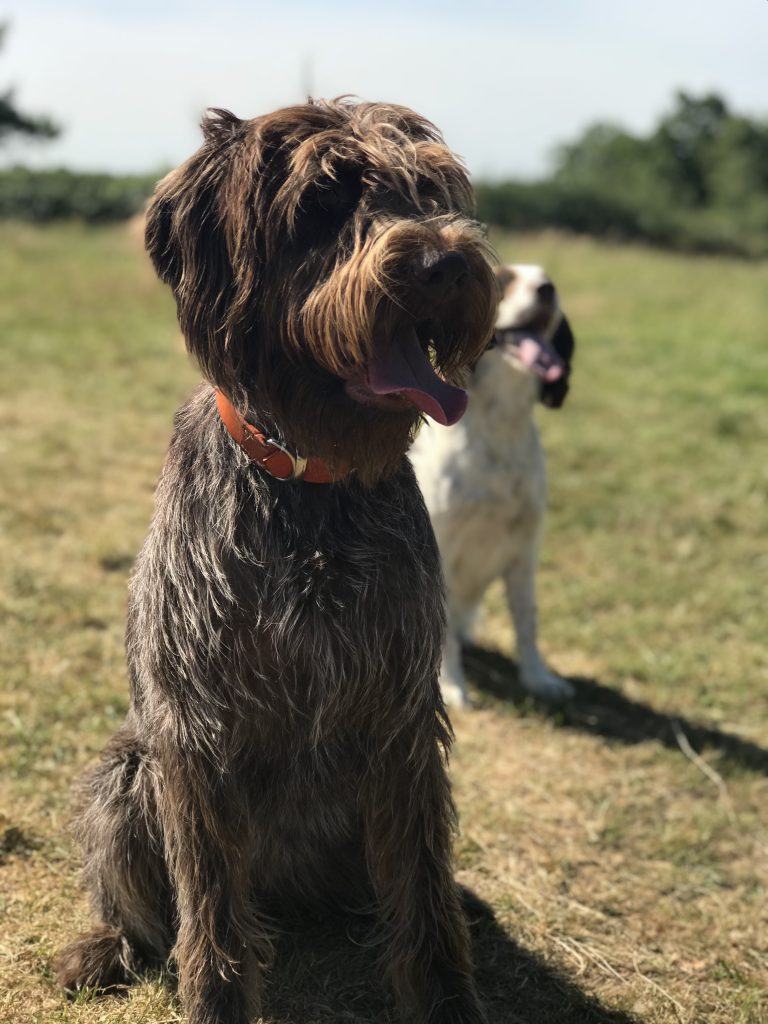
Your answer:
504;549;574;702
363;732;486;1024
440;616;472;710
157;748;269;1024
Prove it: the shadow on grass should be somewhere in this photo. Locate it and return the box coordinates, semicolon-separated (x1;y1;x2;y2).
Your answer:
70;896;638;1022
463;643;768;776
259;891;638;1023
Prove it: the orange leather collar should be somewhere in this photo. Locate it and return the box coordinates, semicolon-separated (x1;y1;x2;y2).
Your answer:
215;390;350;484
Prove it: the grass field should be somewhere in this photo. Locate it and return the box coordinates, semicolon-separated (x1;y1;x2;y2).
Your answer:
1;222;766;1024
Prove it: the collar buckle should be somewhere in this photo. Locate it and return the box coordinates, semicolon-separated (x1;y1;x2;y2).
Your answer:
264;437;308;481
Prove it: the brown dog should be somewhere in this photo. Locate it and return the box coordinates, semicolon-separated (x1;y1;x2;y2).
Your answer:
55;100;497;1023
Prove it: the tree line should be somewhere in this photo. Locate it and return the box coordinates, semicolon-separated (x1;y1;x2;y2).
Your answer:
1;24;766;255
476;91;768;257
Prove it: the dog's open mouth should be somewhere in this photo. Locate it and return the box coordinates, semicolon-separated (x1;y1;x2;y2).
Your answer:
344;320;468;426
494;328;565;383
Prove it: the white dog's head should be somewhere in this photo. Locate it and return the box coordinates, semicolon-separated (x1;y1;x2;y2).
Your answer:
489;264;575;409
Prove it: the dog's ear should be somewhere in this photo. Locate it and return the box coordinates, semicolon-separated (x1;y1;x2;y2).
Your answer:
201;107;244;144
540;314;575;409
492;264;514;302
145;110;250;390
551;313;575;366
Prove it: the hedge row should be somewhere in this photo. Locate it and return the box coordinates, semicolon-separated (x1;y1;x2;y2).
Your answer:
1;167;766;258
0;167;158;222
474;180;768;258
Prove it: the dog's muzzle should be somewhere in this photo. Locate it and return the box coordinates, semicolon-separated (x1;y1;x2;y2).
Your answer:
492;328;565;384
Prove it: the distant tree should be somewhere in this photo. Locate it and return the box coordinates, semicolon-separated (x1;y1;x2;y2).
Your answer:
651;92;731;207
553;122;662;207
477;90;768;256
0;24;59;145
554;122;639;187
552;91;768;221
707;114;768;211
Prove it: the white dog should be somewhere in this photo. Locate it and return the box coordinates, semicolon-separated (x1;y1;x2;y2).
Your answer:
410;264;575;708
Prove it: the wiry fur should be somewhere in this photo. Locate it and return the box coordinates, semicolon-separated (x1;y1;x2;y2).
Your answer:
56;99;497;1024
145;102;494;485
411;264;575;708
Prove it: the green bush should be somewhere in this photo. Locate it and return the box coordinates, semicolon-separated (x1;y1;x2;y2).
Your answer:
0;167;158;222
474;179;768;259
474;92;768;259
5;89;768;261
474;180;642;237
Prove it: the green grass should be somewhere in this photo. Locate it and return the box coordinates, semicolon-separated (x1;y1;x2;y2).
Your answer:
1;222;767;1023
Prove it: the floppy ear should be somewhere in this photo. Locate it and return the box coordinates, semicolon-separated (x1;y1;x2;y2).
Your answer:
540;314;575;409
144;110;249;392
551;313;575;366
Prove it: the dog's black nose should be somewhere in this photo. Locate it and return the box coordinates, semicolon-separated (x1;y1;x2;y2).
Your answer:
417;252;469;295
536;282;555;303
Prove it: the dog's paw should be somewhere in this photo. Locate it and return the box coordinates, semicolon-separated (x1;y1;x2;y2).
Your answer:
520;666;574;702
55;927;134;995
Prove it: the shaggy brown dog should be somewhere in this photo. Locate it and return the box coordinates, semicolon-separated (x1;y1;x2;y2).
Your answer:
55;100;497;1024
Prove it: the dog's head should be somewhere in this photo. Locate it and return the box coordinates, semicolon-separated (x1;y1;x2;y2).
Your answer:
489;264;575;409
145;99;497;483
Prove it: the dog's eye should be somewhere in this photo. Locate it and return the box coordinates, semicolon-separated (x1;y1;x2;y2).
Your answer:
311;171;362;218
415;177;443;208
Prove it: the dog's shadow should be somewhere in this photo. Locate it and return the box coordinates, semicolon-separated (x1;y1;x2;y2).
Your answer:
462;643;768;775
261;892;638;1023
81;895;637;1023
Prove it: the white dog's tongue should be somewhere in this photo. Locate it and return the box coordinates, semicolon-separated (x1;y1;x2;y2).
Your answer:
508;331;565;383
367;327;468;426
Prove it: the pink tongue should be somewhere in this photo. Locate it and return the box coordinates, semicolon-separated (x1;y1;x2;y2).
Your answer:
510;332;565;383
367;327;468;426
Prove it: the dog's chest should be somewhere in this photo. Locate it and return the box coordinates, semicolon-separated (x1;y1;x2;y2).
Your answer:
240;470;445;716
412;415;546;517
410;380;547;600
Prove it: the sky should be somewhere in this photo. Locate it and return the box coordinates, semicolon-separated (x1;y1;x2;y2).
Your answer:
1;0;766;180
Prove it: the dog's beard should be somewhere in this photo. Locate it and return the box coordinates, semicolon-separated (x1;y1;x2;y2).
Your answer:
250;320;486;487
292;216;496;377
247;364;420;488
242;226;496;486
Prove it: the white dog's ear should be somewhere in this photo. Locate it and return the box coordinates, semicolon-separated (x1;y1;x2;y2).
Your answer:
492;264;516;301
551;314;575;365
541;315;575;409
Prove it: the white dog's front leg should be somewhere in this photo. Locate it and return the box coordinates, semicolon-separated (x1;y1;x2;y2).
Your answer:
504;551;573;701
439;620;471;709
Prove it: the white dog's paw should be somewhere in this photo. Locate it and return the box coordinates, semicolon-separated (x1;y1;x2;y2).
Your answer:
440;676;472;710
520;665;574;702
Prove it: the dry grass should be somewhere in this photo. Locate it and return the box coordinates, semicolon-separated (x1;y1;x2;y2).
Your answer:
1;223;766;1023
